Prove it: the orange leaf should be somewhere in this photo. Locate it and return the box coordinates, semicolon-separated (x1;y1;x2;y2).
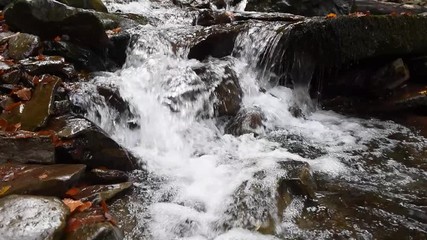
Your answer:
14;88;32;101
63;198;84;213
0;185;11;196
65;187;80;197
4;101;22;112
112;27;121;34
77;201;92;212
100;200;109;213
326;13;337;19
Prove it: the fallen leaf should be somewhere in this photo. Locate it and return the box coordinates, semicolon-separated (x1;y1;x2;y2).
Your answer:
13;88;32;101
5;122;21;132
112;27;121;34
77;201;92;212
100;200;109;213
63;198;85;213
0;118;7;130
36;54;46;61
38;173;48;179
326;13;337;19
54;36;61;42
66;214;105;232
0;185;11;196
32;76;40;86
4;101;22;112
65;187;80;197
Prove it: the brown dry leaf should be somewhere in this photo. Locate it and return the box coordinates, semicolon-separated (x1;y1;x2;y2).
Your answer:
0;118;7;130
0;185;11;196
4;101;22;112
63;198;85;213
65;187;80;197
14;88;32;101
36;54;46;61
38;173;48;180
5;122;21;132
326;13;337;19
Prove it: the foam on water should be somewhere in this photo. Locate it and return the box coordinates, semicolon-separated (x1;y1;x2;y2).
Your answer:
73;0;427;239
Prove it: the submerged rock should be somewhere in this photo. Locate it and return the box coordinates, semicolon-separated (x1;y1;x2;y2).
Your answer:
0;163;86;197
225;107;265;136
7;33;41;60
0;131;55;164
49;115;138;171
221;160;316;234
0;195;69;240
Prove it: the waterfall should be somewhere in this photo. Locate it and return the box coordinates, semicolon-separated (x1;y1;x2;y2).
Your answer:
71;0;427;239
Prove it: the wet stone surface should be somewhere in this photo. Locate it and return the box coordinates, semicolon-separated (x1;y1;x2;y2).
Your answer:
0;195;69;240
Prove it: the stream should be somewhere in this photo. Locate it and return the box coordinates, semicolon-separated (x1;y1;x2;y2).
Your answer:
74;0;427;239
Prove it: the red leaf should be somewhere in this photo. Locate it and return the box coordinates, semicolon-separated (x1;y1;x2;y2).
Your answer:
4;101;22;112
5;122;21;132
36;54;46;61
65;187;80;197
13;88;32;101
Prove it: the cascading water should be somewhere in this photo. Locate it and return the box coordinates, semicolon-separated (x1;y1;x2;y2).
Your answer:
73;1;427;239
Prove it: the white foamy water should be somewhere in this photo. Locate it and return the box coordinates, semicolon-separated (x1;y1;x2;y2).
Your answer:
72;0;427;239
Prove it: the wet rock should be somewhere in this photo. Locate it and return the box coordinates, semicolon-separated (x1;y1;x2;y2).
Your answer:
65;222;124;240
4;0;110;50
0;163;85;197
1;75;61;131
20;56;65;75
245;0;352;16
0;195;69;240
407;56;427;81
49;115;138;171
221;160;316;234
188;24;247;61
43;40;113;72
71;182;133;203
97;85;130;114
58;0;108;12
0;66;22;84
353;0;427;15
214;67;242;116
65;206;124;240
370;58;410;92
268;15;427;93
0;131;55;164
87;168;129;185
225;108;265;136
195;10;234;26
7;33;41;60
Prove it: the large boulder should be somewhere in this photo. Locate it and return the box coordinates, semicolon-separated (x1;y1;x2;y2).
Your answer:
4;0;110;50
0;195;69;240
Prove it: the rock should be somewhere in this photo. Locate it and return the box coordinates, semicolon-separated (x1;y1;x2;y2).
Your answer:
188;24;247;61
70;182;133;203
1;74;61;131
4;0;110;50
353;0;427;15
0;195;69;240
245;0;352;16
225;108;265;136
96;85;130;114
0;66;22;84
221;160;316;234
19;56;66;75
65;222;124;240
369;58;410;92
0;131;55;164
58;0;108;12
65;206;124;240
267;15;427;93
49;115;138;171
0;163;85;197
43;40;113;72
87;168;129;185
195;10;234;26
7;33;41;60
193;63;242;116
